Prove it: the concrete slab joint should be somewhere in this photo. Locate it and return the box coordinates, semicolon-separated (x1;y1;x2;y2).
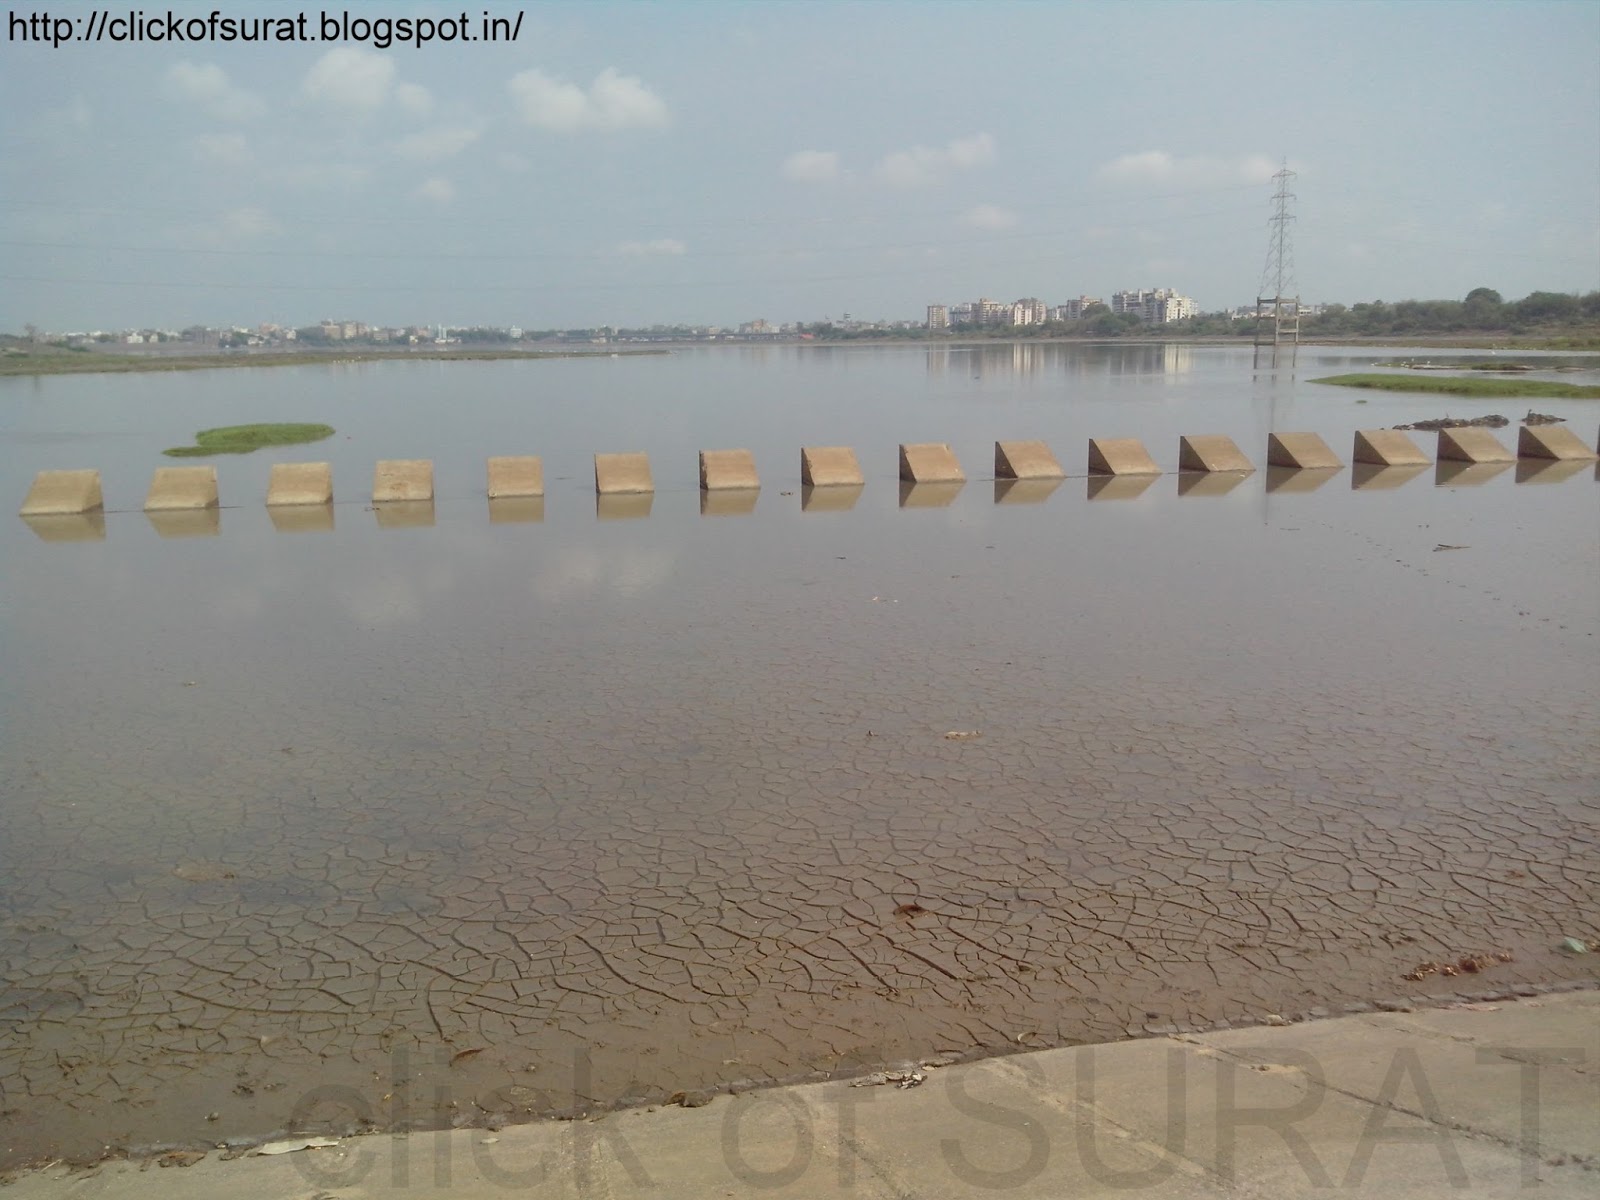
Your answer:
899;442;965;483
1267;431;1343;470
486;455;544;498
373;459;434;502
1437;428;1515;464
266;462;333;507
20;469;104;516
594;452;654;494
1353;428;1431;466
800;445;863;487
1517;424;1598;462
699;448;759;491
1179;434;1254;473
144;466;219;511
994;440;1064;480
1087;437;1161;476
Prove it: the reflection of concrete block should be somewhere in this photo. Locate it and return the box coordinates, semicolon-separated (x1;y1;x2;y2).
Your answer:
145;466;218;510
1087;474;1157;501
487;456;544;497
21;469;103;515
597;492;653;520
899;442;964;483
1267;432;1342;469
267;462;332;506
1515;458;1590;485
1178;435;1253;473
699;449;759;490
22;512;106;542
1517;425;1597;461
1435;460;1511;487
374;500;435;528
1353;429;1430;466
1178;470;1249;497
1088;438;1160;475
801;446;863;487
373;459;434;502
1351;463;1428;491
488;496;544;523
994;478;1062;505
898;480;964;508
268;504;334;533
594;452;653;494
1265;465;1340;494
801;483;862;512
701;488;758;516
1437;428;1514;463
146;508;220;537
994;440;1063;479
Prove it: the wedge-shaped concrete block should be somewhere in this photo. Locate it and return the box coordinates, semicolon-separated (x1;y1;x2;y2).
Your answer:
800;446;863;487
487;455;544;497
1353;429;1430;466
699;449;758;490
20;469;103;516
898;442;964;483
1437;427;1514;463
594;452;653;494
145;465;218;511
1178;435;1253;473
1087;438;1160;476
1267;432;1342;469
1518;424;1597;461
267;462;332;506
373;459;434;502
994;440;1063;480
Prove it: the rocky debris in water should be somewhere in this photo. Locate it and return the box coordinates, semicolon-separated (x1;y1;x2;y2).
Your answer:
1523;411;1565;425
668;1089;714;1108
1392;414;1509;431
1403;950;1513;982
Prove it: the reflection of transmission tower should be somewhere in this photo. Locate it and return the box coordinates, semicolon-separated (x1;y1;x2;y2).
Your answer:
1254;162;1299;364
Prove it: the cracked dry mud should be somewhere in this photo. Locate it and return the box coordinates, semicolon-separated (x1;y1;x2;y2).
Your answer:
1;464;1597;1171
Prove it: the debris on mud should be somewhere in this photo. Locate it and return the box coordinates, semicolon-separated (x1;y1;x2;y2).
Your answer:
849;1067;926;1089
1433;544;1469;552
172;862;236;883
449;1047;486;1067
254;1137;340;1155
156;1151;206;1168
1392;414;1510;431
667;1090;714;1108
1559;938;1590;955
893;903;928;919
1402;950;1513;982
943;730;980;740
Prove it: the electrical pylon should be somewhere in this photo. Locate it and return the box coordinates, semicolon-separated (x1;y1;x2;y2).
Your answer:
1254;161;1299;362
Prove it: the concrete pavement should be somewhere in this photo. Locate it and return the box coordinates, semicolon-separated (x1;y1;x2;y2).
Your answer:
6;987;1596;1199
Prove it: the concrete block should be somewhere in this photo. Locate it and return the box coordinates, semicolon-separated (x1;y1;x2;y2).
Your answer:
800;445;863;487
145;508;220;538
993;478;1062;505
1179;435;1254;473
1088;437;1161;475
1178;470;1249;497
266;461;332;506
800;482;862;512
1087;474;1157;501
898;442;964;483
1267;432;1342;469
597;492;653;520
373;459;433;502
20;469;103;516
1353;429;1430;466
1351;463;1428;491
268;504;334;533
1437;427;1514;463
699;448;759;490
144;466;218;511
487;455;544;497
1265;465;1340;494
374;499;435;528
994;440;1063;479
594;452;653;494
701;488;758;516
1515;458;1590;485
488;496;545;523
22;512;106;542
898;480;964;508
1436;460;1511;487
1517;424;1597;461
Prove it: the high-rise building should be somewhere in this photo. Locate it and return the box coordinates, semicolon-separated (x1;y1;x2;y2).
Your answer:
1112;288;1197;324
926;304;950;329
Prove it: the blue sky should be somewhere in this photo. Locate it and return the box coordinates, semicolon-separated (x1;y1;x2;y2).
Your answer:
2;0;1596;331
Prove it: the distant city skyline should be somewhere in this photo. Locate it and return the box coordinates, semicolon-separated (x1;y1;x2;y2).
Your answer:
2;0;1596;331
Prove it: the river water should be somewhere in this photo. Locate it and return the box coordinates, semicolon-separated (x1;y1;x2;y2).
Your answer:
1;342;1597;1167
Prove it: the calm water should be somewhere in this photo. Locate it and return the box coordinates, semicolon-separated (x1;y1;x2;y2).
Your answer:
2;343;1597;1167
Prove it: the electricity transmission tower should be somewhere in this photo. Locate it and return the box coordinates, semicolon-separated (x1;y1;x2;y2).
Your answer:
1254;162;1299;363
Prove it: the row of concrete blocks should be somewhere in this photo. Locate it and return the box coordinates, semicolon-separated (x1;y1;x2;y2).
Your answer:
17;425;1598;515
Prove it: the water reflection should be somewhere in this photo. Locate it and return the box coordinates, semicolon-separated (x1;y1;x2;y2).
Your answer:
1515;458;1591;485
488;496;546;524
1435;461;1511;487
374;499;437;528
700;488;759;517
1351;463;1428;491
801;483;862;512
597;492;653;520
21;512;106;542
925;341;1196;379
993;478;1063;506
899;481;964;508
1177;471;1249;497
268;503;336;534
1264;466;1342;494
1087;474;1158;501
145;508;220;538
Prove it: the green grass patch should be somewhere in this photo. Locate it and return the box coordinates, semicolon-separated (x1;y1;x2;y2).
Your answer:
1310;373;1600;399
163;423;335;457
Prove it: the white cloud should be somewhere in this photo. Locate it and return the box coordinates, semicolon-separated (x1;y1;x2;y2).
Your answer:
166;61;264;121
874;133;995;188
508;67;668;133
301;48;431;115
964;203;1017;230
193;133;250;167
414;177;456;204
394;126;480;162
1094;151;1278;188
616;238;686;257
781;150;841;183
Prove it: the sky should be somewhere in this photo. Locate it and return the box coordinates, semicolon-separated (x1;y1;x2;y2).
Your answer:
2;0;1597;333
